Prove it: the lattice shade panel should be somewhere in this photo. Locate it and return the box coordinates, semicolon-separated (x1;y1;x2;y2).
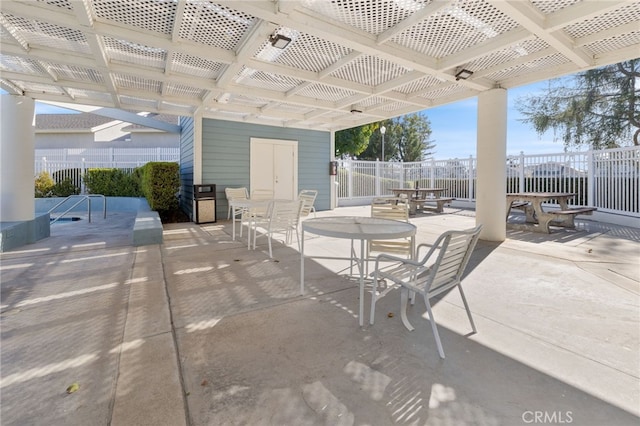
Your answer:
36;0;74;11
163;83;205;99
47;64;104;84
239;70;304;92
331;55;412;86
466;39;550;74
296;83;359;103
270;33;353;73
113;74;161;93
484;54;571;81
103;37;166;69
178;2;254;49
3;14;90;53
0;55;46;74
93;0;176;35
0;0;636;131
171;53;224;79
564;2;640;38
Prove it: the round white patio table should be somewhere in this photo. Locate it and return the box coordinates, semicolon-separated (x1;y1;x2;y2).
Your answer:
301;216;417;326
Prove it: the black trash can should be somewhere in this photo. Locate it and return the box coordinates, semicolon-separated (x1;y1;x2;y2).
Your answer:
193;184;216;224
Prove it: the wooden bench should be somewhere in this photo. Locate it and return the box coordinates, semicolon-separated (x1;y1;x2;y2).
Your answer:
410;197;454;214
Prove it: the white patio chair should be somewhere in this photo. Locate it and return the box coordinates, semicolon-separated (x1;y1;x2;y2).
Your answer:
250;188;274;200
370;225;482;359
253;199;303;258
298;189;317;218
225;187;249;220
365;198;413;274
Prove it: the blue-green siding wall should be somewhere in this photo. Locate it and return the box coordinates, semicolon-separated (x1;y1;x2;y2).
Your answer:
179;116;194;218
201;118;331;220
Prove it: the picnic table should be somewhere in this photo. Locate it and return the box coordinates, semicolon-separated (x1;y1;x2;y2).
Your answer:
390;188;454;214
506;192;597;233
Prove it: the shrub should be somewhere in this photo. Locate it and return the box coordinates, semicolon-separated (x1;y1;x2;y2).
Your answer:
84;168;142;196
51;177;80;197
140;162;179;211
35;171;55;198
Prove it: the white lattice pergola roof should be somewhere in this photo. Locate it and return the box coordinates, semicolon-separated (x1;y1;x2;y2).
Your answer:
1;0;638;131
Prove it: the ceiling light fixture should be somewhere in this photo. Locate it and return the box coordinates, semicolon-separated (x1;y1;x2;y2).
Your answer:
455;68;473;80
269;33;292;49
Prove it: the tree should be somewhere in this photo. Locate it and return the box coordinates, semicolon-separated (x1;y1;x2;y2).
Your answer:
517;59;639;150
335;123;377;158
395;113;435;162
358;113;435;161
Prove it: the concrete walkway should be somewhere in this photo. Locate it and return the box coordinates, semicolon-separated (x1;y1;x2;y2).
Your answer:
1;207;638;425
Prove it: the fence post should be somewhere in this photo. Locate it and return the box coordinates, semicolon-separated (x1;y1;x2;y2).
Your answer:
81;158;86;194
519;151;525;192
157;147;161;161
375;159;381;197
587;149;594;205
468;155;474;201
430;158;435;187
347;159;353;199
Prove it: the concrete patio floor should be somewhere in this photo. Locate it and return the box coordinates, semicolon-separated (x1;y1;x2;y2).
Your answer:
1;206;638;426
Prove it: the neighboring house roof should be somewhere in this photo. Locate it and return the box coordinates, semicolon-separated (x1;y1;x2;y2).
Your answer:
36;113;117;131
35;112;176;133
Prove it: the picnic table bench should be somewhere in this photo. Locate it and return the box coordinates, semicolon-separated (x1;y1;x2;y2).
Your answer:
391;188;454;214
506;193;597;233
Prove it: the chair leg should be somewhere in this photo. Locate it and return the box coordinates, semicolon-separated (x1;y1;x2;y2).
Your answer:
399;288;415;331
457;284;477;333
370;271;379;325
423;295;445;359
267;232;273;258
293;228;300;252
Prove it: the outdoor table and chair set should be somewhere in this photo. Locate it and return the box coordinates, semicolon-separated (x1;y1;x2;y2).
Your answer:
390;187;454;215
218;186;594;359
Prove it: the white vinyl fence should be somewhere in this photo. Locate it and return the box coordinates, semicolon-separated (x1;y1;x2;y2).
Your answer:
35;148;179;194
337;146;639;217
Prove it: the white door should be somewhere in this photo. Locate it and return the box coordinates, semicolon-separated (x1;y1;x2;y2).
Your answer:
250;138;297;200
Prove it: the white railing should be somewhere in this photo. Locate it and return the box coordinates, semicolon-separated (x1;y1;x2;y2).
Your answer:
36;147;179;163
337;146;640;217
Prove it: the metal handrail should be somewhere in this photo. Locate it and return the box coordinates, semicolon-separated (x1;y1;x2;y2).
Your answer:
48;194;106;224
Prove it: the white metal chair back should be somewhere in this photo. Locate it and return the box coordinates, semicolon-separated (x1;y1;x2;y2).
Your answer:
370;225;482;359
225;187;248;219
253;199;303;258
368;199;412;258
298;189;317;218
250;189;274;200
248;189;274;219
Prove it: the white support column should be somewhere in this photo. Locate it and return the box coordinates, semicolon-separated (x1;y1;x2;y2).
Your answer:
330;131;336;209
476;88;507;241
1;95;35;222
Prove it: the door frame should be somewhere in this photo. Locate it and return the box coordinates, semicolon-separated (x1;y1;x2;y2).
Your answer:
249;137;298;199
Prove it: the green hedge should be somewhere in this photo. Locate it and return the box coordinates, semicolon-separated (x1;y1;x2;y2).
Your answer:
84;168;143;197
140;162;179;211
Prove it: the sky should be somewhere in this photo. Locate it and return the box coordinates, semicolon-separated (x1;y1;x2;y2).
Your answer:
23;79;563;160
424;81;562;159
